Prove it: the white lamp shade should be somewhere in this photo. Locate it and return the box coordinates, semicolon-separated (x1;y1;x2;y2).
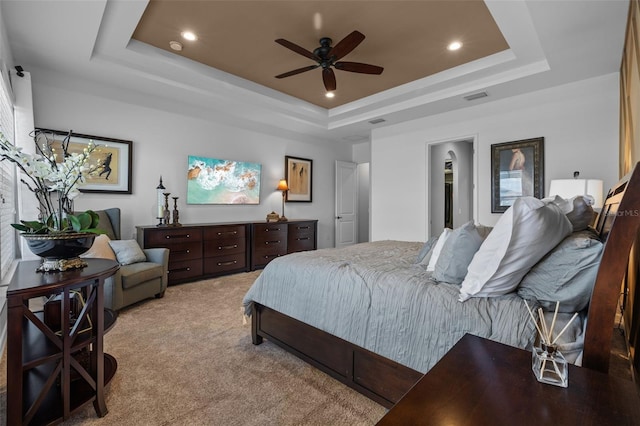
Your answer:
548;179;604;209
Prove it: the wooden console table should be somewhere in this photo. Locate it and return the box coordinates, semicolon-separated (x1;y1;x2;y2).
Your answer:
6;258;119;425
377;333;640;425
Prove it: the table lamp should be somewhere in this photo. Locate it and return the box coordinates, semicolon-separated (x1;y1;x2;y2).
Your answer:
277;179;289;222
548;172;603;209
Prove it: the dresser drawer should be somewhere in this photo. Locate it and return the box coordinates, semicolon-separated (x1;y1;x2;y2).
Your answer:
252;249;286;268
203;253;246;274
146;227;202;246
204;225;246;240
168;259;203;283
204;238;245;257
166;241;202;262
253;223;287;239
288;236;315;253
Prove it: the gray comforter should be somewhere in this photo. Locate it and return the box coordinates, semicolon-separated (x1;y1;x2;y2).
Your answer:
242;240;538;373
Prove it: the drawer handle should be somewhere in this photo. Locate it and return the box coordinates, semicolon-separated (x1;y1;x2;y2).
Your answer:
172;266;191;272
185;249;190;253
298;226;310;230
265;240;280;245
219;244;238;250
265;228;280;232
296;237;310;241
217;231;238;236
166;234;190;239
217;260;237;266
263;254;281;259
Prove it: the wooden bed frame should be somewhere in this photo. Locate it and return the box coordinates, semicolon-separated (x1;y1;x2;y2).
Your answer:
251;163;640;408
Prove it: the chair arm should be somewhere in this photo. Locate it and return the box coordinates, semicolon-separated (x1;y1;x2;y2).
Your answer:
144;248;169;267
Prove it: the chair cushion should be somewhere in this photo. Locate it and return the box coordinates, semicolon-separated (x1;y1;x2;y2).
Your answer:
121;262;164;290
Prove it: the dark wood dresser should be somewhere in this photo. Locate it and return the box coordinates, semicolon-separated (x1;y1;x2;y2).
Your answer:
137;223;250;284
137;219;317;284
251;220;317;269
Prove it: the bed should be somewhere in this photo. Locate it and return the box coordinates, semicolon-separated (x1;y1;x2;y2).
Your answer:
243;163;640;407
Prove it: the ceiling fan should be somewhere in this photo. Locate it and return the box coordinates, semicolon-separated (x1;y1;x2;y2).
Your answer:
274;30;384;92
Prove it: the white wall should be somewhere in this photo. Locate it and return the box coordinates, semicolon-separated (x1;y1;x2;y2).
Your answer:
28;70;351;249
371;73;620;242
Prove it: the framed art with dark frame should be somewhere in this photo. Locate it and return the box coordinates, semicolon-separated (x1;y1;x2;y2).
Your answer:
36;128;133;194
491;137;544;213
285;155;312;202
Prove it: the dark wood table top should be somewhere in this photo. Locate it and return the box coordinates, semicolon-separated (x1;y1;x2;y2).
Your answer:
376;333;640;426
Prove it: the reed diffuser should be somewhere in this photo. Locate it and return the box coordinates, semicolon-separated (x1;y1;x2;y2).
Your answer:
524;300;577;388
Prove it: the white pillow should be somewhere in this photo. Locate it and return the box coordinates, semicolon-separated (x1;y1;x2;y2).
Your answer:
80;234;117;261
425;228;452;271
459;197;572;301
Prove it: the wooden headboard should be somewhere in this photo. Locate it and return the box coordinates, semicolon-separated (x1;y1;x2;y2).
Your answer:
583;162;640;373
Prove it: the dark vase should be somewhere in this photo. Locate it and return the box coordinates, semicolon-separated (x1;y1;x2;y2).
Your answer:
22;233;96;272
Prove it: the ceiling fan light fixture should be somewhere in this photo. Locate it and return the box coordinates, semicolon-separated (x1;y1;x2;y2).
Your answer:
181;31;198;41
447;41;462;51
325;91;335;98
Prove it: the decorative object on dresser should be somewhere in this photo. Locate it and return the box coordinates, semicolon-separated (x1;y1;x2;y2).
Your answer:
491;137;544;213
266;211;280;222
250;220;317;270
156;176;166;226
6;258;120;425
276;179;289;221
285;155;312;202
171;196;182;226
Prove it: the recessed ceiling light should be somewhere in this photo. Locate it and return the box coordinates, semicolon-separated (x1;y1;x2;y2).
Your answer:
181;31;197;41
325;91;335;98
169;41;183;51
447;41;462;51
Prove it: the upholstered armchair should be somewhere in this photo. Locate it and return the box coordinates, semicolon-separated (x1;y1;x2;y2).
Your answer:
81;208;169;311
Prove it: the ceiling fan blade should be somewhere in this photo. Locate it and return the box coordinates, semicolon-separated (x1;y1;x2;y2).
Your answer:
275;38;319;61
328;30;366;61
334;61;384;75
323;68;336;91
275;65;319;79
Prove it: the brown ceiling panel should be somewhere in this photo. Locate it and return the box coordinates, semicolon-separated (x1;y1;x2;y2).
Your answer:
132;0;508;108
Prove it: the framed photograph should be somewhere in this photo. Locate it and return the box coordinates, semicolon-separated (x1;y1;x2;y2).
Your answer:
491;137;544;213
285;155;312;202
186;155;261;204
36;128;133;194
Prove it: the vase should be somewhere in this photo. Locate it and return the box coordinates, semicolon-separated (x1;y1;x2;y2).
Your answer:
22;233;96;272
532;343;568;387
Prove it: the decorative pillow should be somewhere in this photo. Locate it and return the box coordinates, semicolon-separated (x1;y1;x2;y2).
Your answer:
459;197;572;301
432;221;485;284
415;236;438;264
80;234;116;260
108;239;147;265
424;228;452;271
517;230;603;312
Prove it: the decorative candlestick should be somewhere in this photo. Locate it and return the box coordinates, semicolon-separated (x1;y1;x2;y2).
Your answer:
163;193;171;226
171;196;181;227
156;176;166;224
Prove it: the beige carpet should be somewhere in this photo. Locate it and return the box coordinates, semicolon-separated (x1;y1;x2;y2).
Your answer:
0;271;387;425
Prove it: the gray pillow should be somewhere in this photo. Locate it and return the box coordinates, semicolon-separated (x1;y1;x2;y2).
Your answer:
415;236;438;264
517;230;603;312
432;221;485;284
108;239;147;265
565;196;595;232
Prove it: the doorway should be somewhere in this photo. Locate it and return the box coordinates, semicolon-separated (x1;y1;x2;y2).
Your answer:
429;139;475;237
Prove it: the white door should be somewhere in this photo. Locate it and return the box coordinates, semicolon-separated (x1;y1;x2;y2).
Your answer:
335;161;357;248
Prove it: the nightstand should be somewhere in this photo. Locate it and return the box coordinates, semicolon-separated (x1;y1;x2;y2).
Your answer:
377;333;640;425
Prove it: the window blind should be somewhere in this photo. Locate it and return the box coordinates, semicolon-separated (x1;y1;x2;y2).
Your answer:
0;72;16;281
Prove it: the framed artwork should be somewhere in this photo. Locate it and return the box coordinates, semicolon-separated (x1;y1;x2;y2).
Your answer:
36;128;132;194
491;137;544;213
186;155;261;204
285;155;312;202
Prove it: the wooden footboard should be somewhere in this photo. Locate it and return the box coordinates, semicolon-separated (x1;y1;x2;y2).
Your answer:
251;302;423;408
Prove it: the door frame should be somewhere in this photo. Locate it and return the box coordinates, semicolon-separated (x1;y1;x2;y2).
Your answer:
425;134;478;238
